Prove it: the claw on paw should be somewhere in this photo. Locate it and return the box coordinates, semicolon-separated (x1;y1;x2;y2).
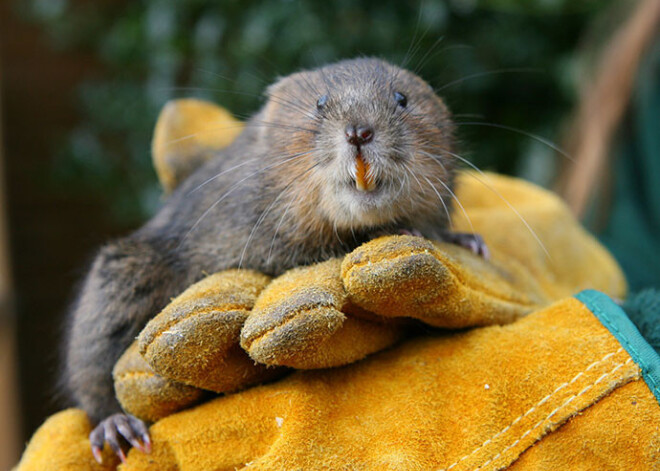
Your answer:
89;413;150;464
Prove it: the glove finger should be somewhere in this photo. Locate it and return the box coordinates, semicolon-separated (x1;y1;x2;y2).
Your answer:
342;235;545;328
138;270;274;391
242;259;403;368
113;341;207;421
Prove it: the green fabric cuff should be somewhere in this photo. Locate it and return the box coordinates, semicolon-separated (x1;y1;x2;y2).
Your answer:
576;289;660;406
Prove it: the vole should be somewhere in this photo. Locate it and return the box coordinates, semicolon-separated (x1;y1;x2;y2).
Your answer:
63;57;487;462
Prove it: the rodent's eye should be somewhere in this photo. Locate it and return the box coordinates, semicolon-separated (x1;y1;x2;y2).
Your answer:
393;91;407;108
316;95;329;111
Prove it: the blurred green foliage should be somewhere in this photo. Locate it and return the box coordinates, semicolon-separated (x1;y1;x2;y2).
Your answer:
18;0;611;223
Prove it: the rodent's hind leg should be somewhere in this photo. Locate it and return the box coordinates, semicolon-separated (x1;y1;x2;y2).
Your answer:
89;413;150;464
438;231;490;259
138;269;284;392
96;339;205;464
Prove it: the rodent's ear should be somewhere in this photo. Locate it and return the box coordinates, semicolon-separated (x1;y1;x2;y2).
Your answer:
260;76;300;140
263;71;311;101
265;77;287;99
152;99;244;194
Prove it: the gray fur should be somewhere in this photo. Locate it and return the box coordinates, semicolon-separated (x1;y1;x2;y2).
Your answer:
64;58;457;422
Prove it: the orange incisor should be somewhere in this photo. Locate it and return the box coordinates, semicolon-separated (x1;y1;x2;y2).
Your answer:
355;153;375;192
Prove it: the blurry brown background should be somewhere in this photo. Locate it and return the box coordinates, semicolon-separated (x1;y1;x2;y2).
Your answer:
0;2;132;466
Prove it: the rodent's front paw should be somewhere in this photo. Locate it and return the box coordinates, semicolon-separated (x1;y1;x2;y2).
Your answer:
241;259;402;369
138;270;282;392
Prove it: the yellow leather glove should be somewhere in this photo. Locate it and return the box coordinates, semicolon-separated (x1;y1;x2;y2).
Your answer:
113;100;624;421
117;169;625;420
17;100;656;471
16;294;660;470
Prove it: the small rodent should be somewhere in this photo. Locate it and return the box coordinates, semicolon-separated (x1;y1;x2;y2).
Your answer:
63;57;486;461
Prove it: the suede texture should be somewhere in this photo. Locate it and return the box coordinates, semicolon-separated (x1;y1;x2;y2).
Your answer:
151;98;244;193
114;169;627;421
14;100;653;470
342;171;627;327
113;342;206;423
137;269;279;394
15;298;660;470
241;258;404;369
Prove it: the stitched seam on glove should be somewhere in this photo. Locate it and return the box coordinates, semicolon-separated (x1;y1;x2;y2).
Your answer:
242;303;339;349
576;289;660;403
440;347;639;471
114;371;161;381
143;304;252;346
473;358;635;471
345;251;538;309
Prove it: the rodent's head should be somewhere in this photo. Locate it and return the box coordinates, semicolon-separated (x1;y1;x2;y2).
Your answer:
258;58;456;233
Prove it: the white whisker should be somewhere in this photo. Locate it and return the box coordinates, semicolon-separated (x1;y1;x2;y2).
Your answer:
446;150;551;259
421;174;454;230
239;160;321;269
453;121;573;162
178;149;315;249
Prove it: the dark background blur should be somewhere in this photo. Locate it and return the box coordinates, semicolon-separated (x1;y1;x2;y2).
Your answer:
0;0;619;463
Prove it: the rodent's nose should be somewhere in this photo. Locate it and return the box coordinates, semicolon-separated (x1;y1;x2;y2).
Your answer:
345;124;374;146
